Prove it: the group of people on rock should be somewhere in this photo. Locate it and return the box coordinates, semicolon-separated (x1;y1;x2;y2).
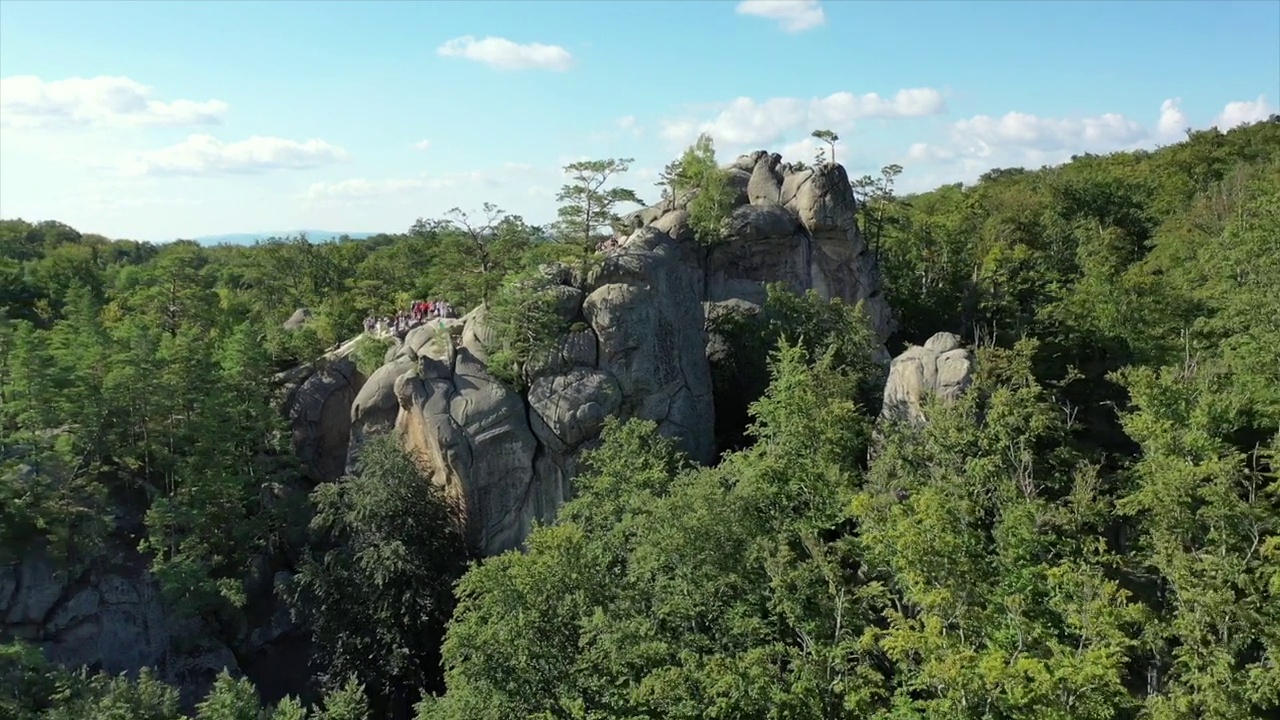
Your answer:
596;234;624;253
362;299;455;337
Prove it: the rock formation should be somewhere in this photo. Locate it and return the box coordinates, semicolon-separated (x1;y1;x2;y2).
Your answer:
283;307;313;331
280;355;364;483
880;331;976;425
0;535;306;707
321;151;895;556
1;149;895;703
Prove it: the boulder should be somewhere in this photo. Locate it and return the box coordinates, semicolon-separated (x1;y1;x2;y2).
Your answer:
282;307;312;331
282;356;363;482
1;538;307;709
881;332;976;425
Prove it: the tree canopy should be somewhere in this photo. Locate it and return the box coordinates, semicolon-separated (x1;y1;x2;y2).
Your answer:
3;116;1278;720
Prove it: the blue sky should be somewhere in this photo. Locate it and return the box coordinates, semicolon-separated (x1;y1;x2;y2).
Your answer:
1;0;1277;241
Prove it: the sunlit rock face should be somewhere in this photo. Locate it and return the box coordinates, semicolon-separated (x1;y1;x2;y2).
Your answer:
298;150;894;556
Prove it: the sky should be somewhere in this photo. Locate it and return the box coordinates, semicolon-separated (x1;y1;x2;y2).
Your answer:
1;0;1277;242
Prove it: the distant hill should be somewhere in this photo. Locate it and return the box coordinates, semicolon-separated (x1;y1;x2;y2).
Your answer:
191;230;383;245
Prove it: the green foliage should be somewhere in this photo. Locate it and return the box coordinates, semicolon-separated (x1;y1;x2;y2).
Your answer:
554;158;643;257
811;128;840;165
195;671;261;720
4;108;1278;720
426;332;885;719
315;678;370;720
285;433;467;717
480;270;569;388
669;133;736;246
1;641;377;719
350;335;393;377
433;204;538;308
709;284;884;452
424;118;1280;719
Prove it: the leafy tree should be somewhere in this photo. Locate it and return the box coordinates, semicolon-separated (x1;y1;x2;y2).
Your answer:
315;678;370;720
481;269;569;388
286;433;468;719
857;164;902;247
554;158;642;258
433;204;537;309
671;133;736;246
194;671;261;720
811;128;840;165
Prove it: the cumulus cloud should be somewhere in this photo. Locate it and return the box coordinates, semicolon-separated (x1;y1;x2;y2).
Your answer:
1156;98;1188;139
735;0;826;33
897;102;1175;192
0;75;228;129
660;88;946;149
120;134;350;177
436;35;574;71
1214;95;1274;130
949;111;1148;153
413;139;431;151
905;95;1278;188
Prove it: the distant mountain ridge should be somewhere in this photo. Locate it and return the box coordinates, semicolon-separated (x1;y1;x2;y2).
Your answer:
191;230;383;245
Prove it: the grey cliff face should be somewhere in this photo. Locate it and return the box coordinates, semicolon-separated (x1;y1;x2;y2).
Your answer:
1;537;304;708
332;150;894;557
627;150;894;339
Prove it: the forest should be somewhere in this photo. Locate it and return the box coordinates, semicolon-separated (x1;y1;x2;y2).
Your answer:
2;116;1278;719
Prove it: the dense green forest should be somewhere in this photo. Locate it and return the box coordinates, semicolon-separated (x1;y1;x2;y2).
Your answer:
2;118;1278;719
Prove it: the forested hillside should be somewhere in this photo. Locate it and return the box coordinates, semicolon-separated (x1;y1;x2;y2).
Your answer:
2;118;1278;719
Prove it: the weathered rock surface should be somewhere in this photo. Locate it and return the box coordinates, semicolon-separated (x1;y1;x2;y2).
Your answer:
0;537;307;708
282;356;364;482
880;332;976;425
279;150;893;557
283;307;313;330
631;150;893;339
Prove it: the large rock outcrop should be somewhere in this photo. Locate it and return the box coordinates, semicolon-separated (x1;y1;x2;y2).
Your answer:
625;150;893;339
338;151;892;556
281;356;364;482
880;332;976;425
0;535;307;708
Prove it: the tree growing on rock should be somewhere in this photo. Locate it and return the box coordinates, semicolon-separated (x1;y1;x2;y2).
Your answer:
811;128;840;165
554;158;642;259
284;433;468;718
435;203;536;308
672;133;736;246
482;269;569;389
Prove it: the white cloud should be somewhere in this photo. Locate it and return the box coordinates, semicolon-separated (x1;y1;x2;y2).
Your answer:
660;88;946;150
304;177;432;201
119;134;350;177
896;104;1166;193
0;75;228;129
778;136;841;165
436;35;574;71
735;0;826;33
616;115;637;131
1214;95;1274;130
304;163;546;205
413;139;431;151
947;110;1148;154
1156;98;1188;139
